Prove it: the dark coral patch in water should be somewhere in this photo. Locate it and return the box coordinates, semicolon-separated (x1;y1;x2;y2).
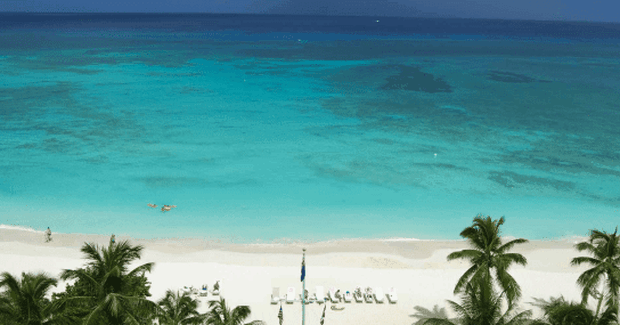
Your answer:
487;70;550;83
487;170;575;191
380;65;452;93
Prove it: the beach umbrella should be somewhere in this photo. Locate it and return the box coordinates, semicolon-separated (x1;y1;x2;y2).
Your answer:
320;304;326;325
278;304;283;325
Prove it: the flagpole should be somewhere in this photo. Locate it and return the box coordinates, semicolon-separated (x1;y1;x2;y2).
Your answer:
302;248;306;325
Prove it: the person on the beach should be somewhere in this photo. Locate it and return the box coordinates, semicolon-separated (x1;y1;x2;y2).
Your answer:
111;234;115;244
45;227;52;243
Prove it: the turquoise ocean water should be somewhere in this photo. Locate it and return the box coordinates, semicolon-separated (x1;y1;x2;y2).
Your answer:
1;14;619;243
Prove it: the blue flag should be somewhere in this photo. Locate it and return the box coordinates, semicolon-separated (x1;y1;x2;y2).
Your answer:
301;258;305;282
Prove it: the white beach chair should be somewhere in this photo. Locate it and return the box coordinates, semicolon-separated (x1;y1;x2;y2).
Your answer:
374;287;385;303
199;284;208;297
211;280;220;296
179;286;191;296
387;287;398;303
286;287;296;304
328;287;339;303
344;290;353;303
316;286;326;304
353;286;363;303
271;287;280;304
364;287;374;303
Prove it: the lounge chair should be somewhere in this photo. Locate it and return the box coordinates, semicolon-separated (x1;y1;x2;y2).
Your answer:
344;290;353;303
271;287;280;304
211;280;220;296
286;287;295;304
200;284;208;297
328;287;339;303
353;286;363;303
364;287;374;303
179;286;191;296
387;287;398;303
374;287;385;303
315;286;326;304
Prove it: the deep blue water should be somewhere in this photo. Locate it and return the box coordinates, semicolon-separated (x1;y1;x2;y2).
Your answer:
1;14;619;242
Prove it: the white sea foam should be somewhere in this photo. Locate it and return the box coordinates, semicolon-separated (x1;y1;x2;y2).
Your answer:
381;237;423;242
0;224;44;233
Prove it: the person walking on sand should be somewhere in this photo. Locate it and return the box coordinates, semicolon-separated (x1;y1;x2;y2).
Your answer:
111;234;115;244
45;227;52;243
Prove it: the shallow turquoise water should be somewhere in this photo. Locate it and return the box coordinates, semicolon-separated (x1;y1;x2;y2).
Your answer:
1;15;620;242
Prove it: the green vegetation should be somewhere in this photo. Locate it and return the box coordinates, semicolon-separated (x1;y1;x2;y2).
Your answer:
572;228;620;321
157;290;205;325
413;215;620;325
204;298;263;325
529;296;617;325
411;305;451;325
0;272;59;325
2;216;619;325
447;215;529;306
55;237;156;324
0;236;261;325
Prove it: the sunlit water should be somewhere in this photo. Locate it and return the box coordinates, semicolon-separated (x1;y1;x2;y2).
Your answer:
1;14;619;242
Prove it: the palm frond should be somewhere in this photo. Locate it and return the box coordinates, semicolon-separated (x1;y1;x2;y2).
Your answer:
495;268;522;304
597;305;619;325
496;253;528;267
80;243;104;268
126;262;155;278
496;238;529;255
504;309;532;325
574;241;597;253
421;318;456;325
82;302;105;325
575;265;605;304
447;250;482;262
453;265;478;295
571;256;602;267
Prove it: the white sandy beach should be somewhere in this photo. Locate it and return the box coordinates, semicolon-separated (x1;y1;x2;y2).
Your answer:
0;226;592;324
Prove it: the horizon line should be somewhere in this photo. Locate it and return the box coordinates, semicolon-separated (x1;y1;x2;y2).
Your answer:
0;12;619;25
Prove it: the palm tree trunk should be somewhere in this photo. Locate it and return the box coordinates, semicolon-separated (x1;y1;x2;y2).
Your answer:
594;286;605;320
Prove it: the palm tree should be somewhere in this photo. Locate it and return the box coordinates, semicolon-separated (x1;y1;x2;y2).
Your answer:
0;272;58;325
421;281;531;325
571;227;620;321
447;214;529;305
58;237;157;324
411;304;451;325
529;296;618;325
205;298;263;325
156;289;205;325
